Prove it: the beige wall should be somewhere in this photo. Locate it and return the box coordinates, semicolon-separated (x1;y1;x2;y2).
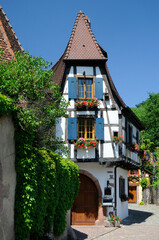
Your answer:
0;115;16;240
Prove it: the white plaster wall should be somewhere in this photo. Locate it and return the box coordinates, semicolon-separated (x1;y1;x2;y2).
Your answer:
104;127;111;141
77;66;93;76
122;143;126;155
103;111;108;124
103;143;114;158
56;117;65;140
68;99;74;109
77;163;114;196
108;111;119;124
99;101;105;109
70;144;74;159
114;143;119;158
122;116;125;128
63;80;68;94
116;168;128;220
68;66;74;76
96;67;102;78
77;148;95;159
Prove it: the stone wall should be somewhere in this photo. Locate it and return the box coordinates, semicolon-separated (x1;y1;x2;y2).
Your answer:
0;115;16;240
144;186;159;205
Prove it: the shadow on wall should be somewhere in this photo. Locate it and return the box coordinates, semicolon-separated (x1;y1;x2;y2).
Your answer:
121;209;153;225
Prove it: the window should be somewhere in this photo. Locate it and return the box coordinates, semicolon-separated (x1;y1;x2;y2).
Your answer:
119;176;125;197
136;130;139;144
78;118;94;139
78;78;93;99
129;125;132;144
113;131;119;138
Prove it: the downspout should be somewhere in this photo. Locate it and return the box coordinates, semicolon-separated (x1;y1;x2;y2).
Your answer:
114;165;119;216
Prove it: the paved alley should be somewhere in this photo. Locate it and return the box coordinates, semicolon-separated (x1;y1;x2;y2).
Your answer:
72;204;159;240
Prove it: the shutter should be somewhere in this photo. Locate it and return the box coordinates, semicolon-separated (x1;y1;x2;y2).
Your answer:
95;78;103;100
123;178;125;194
119;177;121;197
68;118;77;140
96;118;104;140
68;77;77;99
127;122;129;143
131;126;133;144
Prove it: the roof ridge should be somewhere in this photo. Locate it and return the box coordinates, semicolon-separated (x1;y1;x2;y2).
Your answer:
64;11;105;60
0;6;24;52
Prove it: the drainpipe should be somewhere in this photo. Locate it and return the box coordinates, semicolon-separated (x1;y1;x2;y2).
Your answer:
114;165;119;216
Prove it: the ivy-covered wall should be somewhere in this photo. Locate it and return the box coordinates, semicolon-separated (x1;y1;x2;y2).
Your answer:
0;94;79;240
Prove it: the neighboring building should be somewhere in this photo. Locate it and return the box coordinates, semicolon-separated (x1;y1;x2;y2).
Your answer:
128;169;152;203
0;6;23;61
0;6;23;240
52;11;144;225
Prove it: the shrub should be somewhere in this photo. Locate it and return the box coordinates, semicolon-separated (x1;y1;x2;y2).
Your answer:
140;177;149;188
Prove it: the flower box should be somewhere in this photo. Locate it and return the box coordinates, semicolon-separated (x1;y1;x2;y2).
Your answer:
113;135;123;143
74;138;99;149
120;193;129;202
77;147;95;159
128;143;140;152
75;98;100;110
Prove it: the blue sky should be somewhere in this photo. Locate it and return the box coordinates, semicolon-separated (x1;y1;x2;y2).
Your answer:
1;0;159;107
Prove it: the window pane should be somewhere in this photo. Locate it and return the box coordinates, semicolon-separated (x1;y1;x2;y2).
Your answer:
78;119;85;138
86;79;93;98
78;79;85;98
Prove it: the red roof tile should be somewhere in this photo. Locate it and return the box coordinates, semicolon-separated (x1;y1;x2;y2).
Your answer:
0;6;23;61
64;11;106;60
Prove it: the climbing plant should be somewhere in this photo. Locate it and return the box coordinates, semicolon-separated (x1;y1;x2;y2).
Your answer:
0;51;79;239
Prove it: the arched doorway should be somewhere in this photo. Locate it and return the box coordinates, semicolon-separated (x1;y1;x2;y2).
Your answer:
71;174;98;225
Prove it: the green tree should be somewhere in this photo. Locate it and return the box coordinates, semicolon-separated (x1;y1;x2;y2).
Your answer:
132;93;159;187
0;50;69;152
0;50;79;239
132;93;159;148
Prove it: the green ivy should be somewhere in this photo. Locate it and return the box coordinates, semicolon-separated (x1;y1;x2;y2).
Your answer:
140;177;149;188
14;127;79;240
0;93;14;116
0;51;79;239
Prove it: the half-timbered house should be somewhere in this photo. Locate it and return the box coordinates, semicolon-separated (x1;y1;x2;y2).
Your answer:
52;11;144;225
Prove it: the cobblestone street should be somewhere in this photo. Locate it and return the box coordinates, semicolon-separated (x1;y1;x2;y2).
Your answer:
72;204;159;240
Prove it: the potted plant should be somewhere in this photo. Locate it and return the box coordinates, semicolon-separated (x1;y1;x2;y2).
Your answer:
108;214;122;227
113;135;123;143
128;143;140;152
120;193;129;202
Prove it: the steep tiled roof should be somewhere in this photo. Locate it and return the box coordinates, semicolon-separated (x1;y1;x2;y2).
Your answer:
51;51;66;84
64;11;106;60
0;6;23;61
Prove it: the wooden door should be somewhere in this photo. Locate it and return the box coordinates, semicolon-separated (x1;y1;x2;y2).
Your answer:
71;174;98;225
128;186;137;203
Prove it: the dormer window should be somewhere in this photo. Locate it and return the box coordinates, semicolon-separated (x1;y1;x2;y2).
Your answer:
78;78;94;99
